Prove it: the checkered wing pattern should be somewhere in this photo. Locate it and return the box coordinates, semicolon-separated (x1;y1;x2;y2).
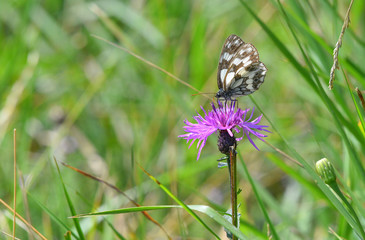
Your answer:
216;34;267;100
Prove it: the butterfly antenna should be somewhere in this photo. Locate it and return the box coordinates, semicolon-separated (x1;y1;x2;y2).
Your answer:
191;92;215;101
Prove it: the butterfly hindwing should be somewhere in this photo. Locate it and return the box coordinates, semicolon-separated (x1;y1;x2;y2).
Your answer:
229;62;267;98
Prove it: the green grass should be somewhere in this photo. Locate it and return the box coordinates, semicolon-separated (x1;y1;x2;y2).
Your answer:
1;0;364;239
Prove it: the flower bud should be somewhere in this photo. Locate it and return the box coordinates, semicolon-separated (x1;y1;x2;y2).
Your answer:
315;158;336;184
217;130;237;155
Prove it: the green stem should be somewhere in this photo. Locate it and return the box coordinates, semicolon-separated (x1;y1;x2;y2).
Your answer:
329;182;365;240
228;146;238;240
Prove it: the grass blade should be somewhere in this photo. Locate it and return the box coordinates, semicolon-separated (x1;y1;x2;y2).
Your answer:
27;193;79;239
138;163;221;239
53;157;85;240
238;154;280;240
73;205;250;240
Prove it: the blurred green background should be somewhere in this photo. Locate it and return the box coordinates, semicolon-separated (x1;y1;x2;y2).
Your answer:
1;0;364;239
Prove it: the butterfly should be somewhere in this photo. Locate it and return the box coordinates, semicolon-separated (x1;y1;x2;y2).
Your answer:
215;34;267;100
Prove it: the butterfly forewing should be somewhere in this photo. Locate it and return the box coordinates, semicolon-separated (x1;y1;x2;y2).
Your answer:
216;34;267;100
217;35;245;90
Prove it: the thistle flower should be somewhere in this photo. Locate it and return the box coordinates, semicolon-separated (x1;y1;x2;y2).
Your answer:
179;101;270;160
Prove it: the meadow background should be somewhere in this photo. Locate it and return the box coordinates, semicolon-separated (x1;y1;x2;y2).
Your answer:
1;0;364;239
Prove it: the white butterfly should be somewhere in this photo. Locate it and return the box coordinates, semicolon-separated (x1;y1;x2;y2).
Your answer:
215;34;267;100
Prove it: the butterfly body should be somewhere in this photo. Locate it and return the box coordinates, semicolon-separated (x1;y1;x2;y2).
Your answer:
215;34;267;100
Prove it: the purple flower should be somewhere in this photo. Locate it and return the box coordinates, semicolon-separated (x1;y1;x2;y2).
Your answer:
179;101;270;160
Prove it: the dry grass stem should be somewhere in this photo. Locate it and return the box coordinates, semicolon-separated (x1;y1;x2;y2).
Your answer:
329;0;354;90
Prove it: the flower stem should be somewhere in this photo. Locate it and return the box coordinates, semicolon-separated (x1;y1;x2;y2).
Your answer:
228;146;238;240
328;182;365;239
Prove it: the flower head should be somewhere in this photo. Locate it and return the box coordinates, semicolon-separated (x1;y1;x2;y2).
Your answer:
315;158;337;184
179;101;270;160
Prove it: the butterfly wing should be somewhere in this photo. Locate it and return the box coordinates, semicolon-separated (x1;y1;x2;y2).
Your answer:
228;61;267;98
226;43;267;97
217;35;245;90
217;35;267;99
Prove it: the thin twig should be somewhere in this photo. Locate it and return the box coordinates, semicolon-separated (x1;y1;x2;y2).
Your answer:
91;34;213;101
0;231;21;240
0;198;47;240
328;227;345;240
355;87;365;112
329;0;354;90
61;162;172;240
265;141;303;167
12;129;17;240
267;223;272;240
19;171;35;240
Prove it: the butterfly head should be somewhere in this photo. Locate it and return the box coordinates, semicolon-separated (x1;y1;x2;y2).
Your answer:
215;88;234;101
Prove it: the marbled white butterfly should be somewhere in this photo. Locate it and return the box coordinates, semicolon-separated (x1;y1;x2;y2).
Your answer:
215;34;267;100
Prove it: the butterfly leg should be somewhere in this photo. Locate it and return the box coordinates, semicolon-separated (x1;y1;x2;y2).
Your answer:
229;98;238;108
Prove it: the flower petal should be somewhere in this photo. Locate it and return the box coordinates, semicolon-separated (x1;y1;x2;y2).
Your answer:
179;101;270;160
